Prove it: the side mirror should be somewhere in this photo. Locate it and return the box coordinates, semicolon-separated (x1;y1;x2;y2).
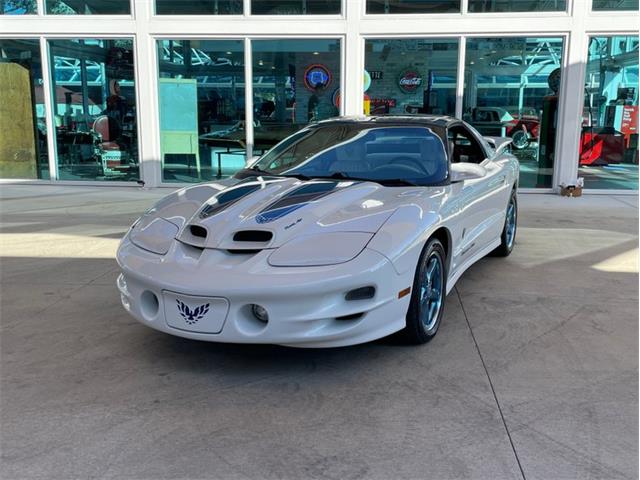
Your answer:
450;163;487;183
484;136;513;155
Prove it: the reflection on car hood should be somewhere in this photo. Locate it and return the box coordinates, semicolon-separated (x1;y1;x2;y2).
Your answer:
148;176;446;249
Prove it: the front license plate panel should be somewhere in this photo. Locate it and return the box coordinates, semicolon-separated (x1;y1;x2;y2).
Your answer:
163;291;229;334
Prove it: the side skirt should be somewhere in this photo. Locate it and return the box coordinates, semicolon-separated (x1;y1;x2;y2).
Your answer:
445;237;501;295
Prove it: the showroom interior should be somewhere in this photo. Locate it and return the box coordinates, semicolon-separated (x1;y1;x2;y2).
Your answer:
0;0;638;192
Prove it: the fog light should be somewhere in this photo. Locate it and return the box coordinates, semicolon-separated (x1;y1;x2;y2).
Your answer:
251;304;269;323
345;286;375;301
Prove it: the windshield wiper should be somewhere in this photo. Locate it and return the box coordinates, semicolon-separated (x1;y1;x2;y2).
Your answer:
279;173;312;180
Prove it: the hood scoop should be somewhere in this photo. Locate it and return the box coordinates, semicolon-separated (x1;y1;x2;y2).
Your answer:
233;230;273;243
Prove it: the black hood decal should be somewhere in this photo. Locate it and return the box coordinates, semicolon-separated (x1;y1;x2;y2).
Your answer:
198;177;282;219
256;180;348;224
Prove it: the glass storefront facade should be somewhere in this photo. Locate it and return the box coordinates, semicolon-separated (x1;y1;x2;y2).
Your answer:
1;0;638;192
2;0;37;13
157;39;245;182
463;37;564;188
155;0;242;15
252;0;341;14
468;0;566;12
367;0;460;14
252;39;341;150
0;39;49;179
44;0;131;14
48;38;138;181
592;0;638;10
579;35;639;190
364;38;458;116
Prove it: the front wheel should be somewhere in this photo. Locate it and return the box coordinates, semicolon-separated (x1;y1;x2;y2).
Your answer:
492;189;517;257
511;129;530;150
401;238;447;344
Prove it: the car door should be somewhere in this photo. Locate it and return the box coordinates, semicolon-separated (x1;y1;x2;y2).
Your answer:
448;123;507;271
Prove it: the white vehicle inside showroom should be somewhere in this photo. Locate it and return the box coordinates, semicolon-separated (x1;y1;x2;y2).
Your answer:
0;1;638;480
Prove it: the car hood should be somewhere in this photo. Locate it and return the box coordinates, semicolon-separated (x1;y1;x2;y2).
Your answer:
147;176;441;250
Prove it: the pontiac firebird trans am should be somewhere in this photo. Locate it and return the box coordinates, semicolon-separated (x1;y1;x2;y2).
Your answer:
117;116;519;347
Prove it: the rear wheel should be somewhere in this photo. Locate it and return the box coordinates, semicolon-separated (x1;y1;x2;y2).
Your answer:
492;189;517;257
401;238;447;344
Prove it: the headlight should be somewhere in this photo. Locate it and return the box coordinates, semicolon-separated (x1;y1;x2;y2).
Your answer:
129;215;179;255
268;232;373;267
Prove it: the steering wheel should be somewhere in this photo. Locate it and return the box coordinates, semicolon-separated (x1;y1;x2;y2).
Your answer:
388;156;431;175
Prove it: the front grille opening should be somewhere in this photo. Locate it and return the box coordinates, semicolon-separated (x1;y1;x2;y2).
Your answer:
227;249;262;255
336;312;365;321
233;230;273;243
189;225;208;239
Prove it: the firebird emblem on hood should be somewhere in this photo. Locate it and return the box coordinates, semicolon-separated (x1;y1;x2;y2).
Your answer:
176;300;210;325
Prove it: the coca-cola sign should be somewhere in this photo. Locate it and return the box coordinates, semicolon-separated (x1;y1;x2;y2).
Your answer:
398;70;423;93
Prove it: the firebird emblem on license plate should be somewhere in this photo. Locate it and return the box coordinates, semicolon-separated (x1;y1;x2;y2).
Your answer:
176;300;210;325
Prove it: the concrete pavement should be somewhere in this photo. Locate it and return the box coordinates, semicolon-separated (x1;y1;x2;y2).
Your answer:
0;185;637;479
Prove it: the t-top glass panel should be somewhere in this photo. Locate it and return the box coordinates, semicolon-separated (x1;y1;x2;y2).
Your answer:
364;38;458;116
2;0;37;14
48;38;139;181
0;39;49;179
579;36;639;190
463;37;565;188
366;0;460;14
592;0;638;10
468;0;566;12
45;0;130;14
155;0;242;14
157;40;245;183
252;39;341;150
251;0;341;14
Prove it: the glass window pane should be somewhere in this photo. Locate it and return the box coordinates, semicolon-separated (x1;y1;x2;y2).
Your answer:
592;0;638;10
579;36;639;190
364;38;458;116
366;0;460;14
0;39;49;179
45;0;130;14
157;40;245;183
463;37;565;188
48;39;139;181
251;0;341;14
155;0;242;14
468;0;566;12
2;0;37;14
252;39;341;149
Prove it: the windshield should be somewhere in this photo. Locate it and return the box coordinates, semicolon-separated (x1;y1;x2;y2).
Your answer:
249;124;449;186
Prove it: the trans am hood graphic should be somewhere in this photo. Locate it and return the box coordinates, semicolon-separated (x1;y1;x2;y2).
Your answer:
146;176;445;250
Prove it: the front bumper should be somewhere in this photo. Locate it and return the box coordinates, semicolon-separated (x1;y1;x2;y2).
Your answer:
116;237;411;347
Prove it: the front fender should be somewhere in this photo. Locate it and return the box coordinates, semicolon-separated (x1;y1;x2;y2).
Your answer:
367;204;440;275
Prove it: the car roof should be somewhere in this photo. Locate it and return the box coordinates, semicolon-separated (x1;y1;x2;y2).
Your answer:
313;115;460;129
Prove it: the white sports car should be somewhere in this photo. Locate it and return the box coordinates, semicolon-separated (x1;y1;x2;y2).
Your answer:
117;116;519;347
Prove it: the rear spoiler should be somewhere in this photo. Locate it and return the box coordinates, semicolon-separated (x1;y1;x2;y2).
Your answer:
484;136;513;155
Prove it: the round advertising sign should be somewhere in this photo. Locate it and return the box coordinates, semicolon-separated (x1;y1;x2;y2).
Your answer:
332;88;341;109
363;69;372;93
304;64;332;92
398;69;423;94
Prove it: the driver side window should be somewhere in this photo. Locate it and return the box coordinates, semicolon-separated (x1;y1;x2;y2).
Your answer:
448;126;486;164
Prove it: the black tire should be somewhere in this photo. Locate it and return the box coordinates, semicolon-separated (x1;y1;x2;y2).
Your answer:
401;238;447;344
492;189;518;257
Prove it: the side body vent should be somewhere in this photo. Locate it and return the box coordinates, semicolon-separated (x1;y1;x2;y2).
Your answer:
233;230;273;243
